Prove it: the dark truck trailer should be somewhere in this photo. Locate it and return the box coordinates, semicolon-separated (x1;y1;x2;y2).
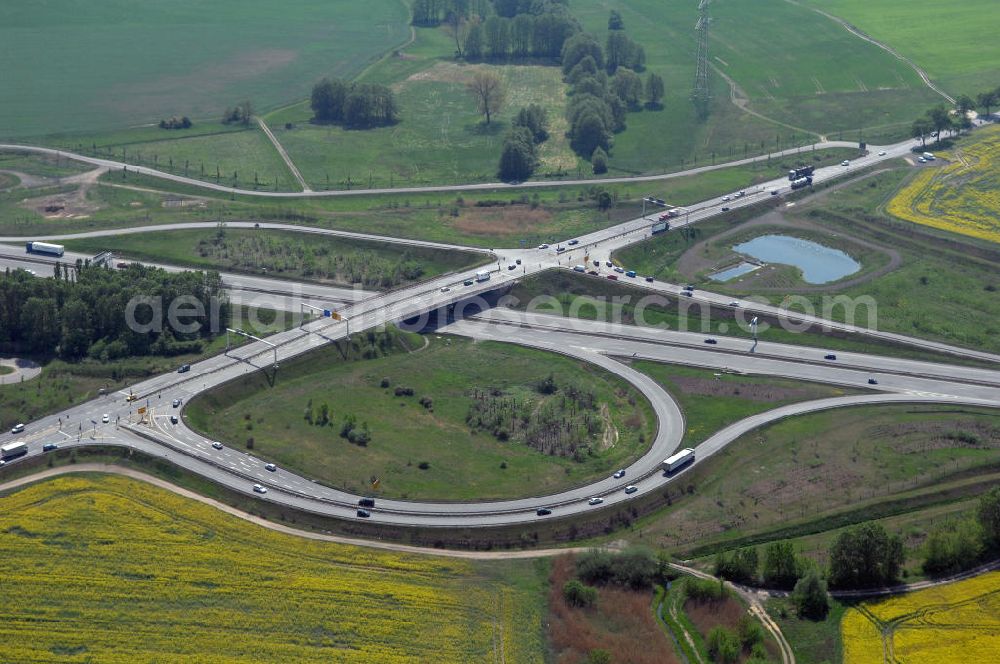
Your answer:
787;166;814;181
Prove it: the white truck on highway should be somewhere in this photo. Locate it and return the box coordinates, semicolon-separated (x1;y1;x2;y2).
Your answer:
475;269;491;282
663;448;695;473
1;441;28;460
25;241;65;257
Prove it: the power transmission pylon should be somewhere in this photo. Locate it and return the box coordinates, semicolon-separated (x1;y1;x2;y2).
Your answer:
693;0;712;120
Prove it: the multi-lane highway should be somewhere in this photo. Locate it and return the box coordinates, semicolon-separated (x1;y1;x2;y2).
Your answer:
2;132;995;529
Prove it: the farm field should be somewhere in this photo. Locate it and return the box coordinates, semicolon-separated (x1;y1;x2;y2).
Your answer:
841;571;1000;663
707;0;941;137
887;126;1000;245
800;0;1000;95
0;0;410;138
186;334;655;501
0;474;546;662
62;228;485;289
621;403;1000;557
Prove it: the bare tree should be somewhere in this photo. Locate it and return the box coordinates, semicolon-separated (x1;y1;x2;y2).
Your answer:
240;100;253;127
467;71;505;124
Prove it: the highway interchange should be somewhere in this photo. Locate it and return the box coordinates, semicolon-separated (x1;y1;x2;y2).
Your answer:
2;133;998;529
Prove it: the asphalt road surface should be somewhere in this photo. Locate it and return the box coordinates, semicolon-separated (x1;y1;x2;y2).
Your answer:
1;131;996;528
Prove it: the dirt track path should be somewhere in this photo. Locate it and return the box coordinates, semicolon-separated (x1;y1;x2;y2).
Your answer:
257;117;311;192
782;0;954;104
0;464;593;560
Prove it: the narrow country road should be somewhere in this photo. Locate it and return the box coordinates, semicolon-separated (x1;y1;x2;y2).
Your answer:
256;117;311;192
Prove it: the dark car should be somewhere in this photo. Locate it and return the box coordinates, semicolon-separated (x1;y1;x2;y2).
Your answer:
507;264;516;270
607;274;618;281
358;497;376;508
704;338;718;344
824;354;837;360
568;239;579;246
356;509;371;518
721;206;731;211
588;270;599;276
645;276;654;283
536;508;552;516
515;259;521;265
170;415;179;424
868;377;879;385
177;364;191;373
463;279;474;286
683;284;695;291
42;443;59;452
593;260;600;266
605;261;613;268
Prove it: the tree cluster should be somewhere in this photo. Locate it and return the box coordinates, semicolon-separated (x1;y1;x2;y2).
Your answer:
497;104;549;181
575;547;658;589
912;85;1000;146
828;522;904;589
465;378;601;458
221;101;253;126
310;78;398;129
921;486;1000;575
423;0;580;61
158;116;192;130
561;22;658;165
0;264;227;361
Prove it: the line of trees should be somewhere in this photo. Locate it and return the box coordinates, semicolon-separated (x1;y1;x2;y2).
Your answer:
0;264;227;361
415;0;580;62
310;78;399;129
561;20;660;170
912;84;1000;146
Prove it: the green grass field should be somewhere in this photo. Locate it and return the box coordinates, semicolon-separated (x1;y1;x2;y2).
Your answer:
186;334;655;501
0;0;410;138
707;0;940;136
626;403;1000;557
62;228;485;288
615;160;1000;354
0;474;546;662
800;0;1000;95
267;27;578;189
632;362;853;446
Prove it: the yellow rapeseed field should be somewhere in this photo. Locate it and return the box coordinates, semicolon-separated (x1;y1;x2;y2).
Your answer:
841;571;1000;663
0;475;544;663
886;126;1000;244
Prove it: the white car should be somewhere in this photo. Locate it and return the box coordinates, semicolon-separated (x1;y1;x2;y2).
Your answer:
538;243;549;249
728;301;740;307
624;485;638;494
918;157;927;163
265;463;277;472
102;414;110;424
212;441;224;450
440;286;451;293
613;469;626;479
253;484;267;494
588;497;604;506
721;195;731;201
10;424;25;434
841;160;850;166
878;150;886;156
